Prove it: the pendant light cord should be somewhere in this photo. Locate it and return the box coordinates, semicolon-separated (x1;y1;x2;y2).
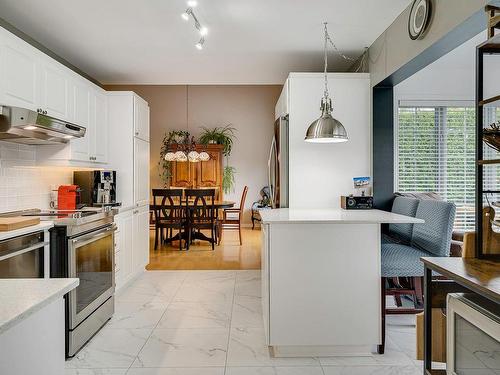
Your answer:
322;22;362;99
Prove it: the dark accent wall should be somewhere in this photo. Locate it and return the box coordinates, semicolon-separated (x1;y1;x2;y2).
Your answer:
373;87;394;211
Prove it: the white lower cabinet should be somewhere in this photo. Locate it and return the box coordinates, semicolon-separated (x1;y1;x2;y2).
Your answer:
114;205;149;291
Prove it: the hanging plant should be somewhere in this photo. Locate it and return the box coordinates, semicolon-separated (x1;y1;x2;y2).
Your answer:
199;125;238;193
158;130;191;187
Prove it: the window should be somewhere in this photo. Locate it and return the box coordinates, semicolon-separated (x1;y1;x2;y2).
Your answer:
396;102;500;230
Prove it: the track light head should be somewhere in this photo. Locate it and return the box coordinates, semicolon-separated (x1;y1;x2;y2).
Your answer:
187;0;197;7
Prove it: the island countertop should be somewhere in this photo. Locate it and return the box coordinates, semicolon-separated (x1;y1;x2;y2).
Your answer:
0;278;79;335
259;208;424;224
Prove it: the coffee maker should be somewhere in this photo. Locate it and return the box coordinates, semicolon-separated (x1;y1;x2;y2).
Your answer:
73;170;118;207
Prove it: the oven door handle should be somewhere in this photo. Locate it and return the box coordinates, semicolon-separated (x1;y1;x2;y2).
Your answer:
71;225;117;248
0;241;48;262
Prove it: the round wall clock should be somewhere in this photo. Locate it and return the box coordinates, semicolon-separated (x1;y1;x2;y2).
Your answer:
408;0;432;40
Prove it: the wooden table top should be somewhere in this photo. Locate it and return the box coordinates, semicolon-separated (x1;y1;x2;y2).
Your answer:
421;257;500;303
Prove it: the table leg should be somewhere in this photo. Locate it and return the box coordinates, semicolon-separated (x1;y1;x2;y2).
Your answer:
424;265;432;374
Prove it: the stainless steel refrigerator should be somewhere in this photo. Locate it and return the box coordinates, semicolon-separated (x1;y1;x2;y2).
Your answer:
268;115;289;208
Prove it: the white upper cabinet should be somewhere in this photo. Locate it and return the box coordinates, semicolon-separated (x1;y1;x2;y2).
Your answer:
134;95;150;141
69;79;91;161
0;30;39;111
0;26;110;166
39;58;70;121
91;90;108;163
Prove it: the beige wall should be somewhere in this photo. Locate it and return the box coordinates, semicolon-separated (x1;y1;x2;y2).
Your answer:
104;85;282;224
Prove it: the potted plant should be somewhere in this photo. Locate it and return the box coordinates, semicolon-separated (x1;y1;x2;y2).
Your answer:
158;130;191;187
199;125;237;194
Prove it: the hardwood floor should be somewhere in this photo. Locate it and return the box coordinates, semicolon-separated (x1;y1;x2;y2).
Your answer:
146;227;262;270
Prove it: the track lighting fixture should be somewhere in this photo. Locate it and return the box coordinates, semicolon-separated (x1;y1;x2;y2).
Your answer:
181;1;208;50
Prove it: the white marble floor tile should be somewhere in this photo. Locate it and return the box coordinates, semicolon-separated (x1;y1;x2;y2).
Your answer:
126;368;225;375
318;349;414;367
107;300;169;330
174;280;235;304
225;366;325;374
116;284;178;304
226;327;319;367
65;370;127;375
183;270;236;283
157;301;231;329
387;329;417;359
132;328;229;368
66;328;151;369
231;295;263;328
322;365;421;375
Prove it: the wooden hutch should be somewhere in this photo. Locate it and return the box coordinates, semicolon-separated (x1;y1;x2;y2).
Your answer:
169;144;224;199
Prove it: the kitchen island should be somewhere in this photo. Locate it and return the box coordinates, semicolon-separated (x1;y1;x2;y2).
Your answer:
0;278;79;375
259;208;423;357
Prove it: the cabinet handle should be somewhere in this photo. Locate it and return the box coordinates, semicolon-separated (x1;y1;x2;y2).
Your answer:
135;131;139;136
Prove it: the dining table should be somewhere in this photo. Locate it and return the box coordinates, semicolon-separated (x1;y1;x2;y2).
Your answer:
149;199;235;246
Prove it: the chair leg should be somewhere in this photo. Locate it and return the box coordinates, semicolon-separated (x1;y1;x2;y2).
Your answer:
187;228;191;250
218;222;223;245
252;217;255;230
414;277;424;308
211;227;215;250
238;225;242;246
154;227;159;250
378;277;386;355
178;226;182;251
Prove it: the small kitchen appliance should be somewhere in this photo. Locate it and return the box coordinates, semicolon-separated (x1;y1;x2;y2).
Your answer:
341;195;374;210
73;170;118;207
57;185;81;210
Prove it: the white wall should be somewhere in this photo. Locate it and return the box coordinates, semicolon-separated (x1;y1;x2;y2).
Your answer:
286;73;371;209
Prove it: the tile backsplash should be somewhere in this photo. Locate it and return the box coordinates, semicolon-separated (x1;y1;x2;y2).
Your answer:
0;142;73;213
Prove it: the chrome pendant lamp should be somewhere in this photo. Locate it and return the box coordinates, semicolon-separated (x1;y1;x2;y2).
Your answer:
305;23;349;143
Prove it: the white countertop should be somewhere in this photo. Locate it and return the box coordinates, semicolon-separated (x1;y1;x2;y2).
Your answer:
0;278;79;334
0;221;54;241
259;208;424;224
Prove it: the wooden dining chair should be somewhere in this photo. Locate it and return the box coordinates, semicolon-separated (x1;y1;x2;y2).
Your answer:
185;188;217;250
152;189;185;251
218;186;248;245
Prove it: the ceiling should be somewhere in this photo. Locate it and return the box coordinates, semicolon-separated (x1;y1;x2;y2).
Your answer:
0;0;411;85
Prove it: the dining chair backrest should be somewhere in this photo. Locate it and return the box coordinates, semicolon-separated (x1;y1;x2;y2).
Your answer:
239;186;249;215
185;188;216;222
152;189;184;222
196;186;220;200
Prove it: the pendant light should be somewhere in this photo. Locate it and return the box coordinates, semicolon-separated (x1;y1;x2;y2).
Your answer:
305;23;349;143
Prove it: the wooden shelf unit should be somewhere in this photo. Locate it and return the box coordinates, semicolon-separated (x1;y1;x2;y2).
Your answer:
476;32;500;259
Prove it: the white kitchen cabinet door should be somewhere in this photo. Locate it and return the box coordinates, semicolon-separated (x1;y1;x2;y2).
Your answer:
115;209;133;290
133;95;150;141
261;223;270;344
134;137;150;206
133;205;150;271
90;90;108;163
70;80;91;161
39;58;70;121
0;32;39;111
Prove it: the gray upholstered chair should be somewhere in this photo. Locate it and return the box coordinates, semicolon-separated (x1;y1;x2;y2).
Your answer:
378;198;456;354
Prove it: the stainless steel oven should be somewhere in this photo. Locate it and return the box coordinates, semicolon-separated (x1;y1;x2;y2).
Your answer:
0;231;47;278
68;224;115;328
48;208;117;357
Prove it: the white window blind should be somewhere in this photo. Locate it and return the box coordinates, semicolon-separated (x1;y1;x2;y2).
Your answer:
396;103;500;231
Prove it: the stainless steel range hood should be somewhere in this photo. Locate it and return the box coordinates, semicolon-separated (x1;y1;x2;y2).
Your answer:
0;105;86;145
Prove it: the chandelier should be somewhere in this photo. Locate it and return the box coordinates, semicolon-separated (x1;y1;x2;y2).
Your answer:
164;136;210;163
